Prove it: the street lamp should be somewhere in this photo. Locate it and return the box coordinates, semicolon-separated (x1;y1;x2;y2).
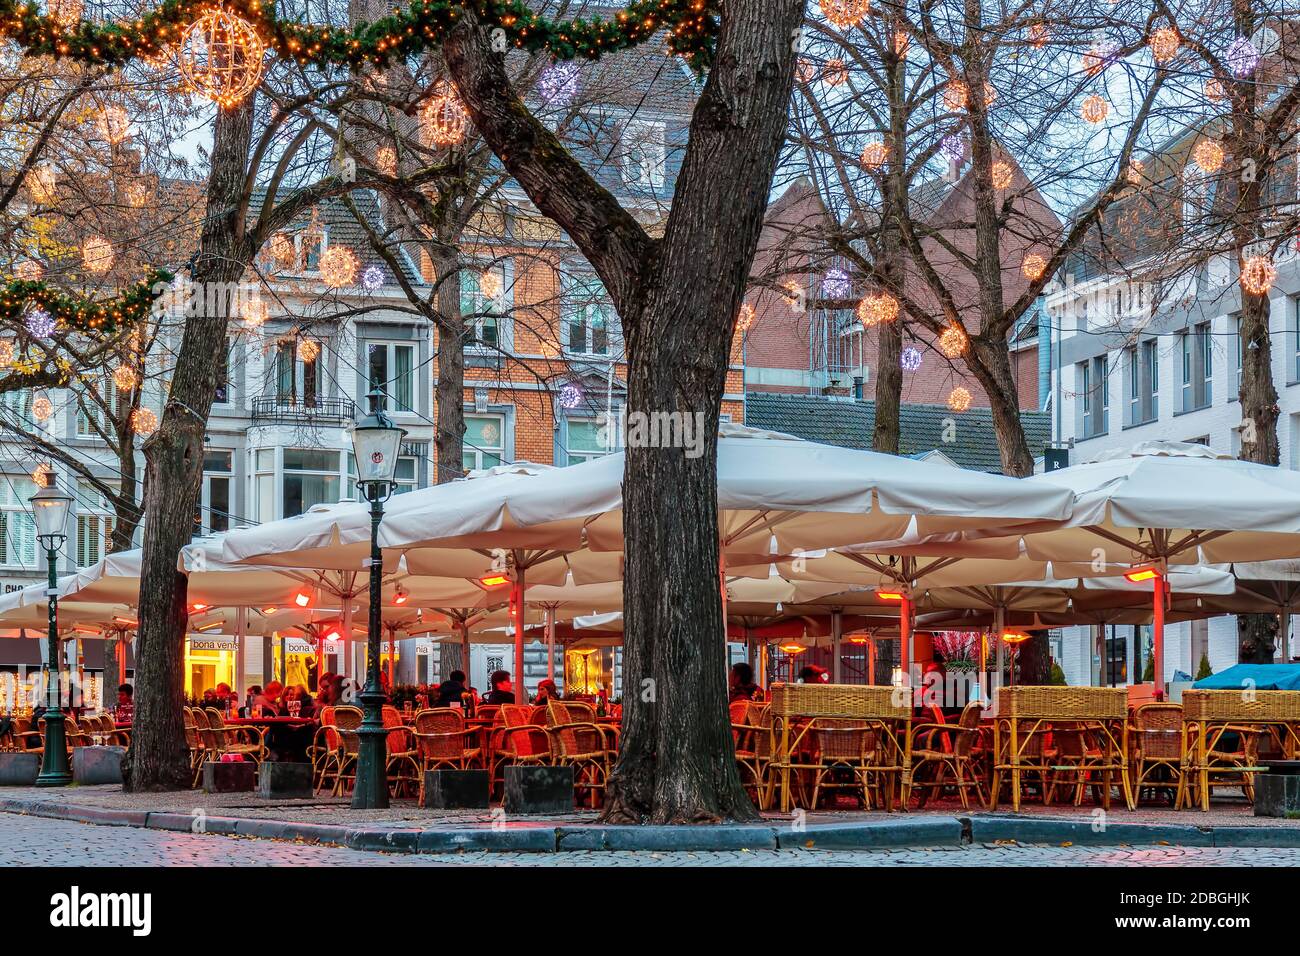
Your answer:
30;473;73;787
349;388;406;809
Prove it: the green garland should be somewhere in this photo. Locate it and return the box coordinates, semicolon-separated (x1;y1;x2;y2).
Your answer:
0;269;173;336
0;0;722;70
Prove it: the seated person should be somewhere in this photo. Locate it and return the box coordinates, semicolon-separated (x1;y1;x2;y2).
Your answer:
435;670;468;707
533;678;560;705
729;662;761;702
115;683;134;723
482;670;516;706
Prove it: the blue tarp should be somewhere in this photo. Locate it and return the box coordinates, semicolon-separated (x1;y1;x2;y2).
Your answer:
1193;663;1300;691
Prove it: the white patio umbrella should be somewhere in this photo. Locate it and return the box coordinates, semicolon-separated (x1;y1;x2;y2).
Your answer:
982;441;1300;689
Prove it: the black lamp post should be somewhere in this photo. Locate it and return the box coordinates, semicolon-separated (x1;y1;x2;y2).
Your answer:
30;473;73;787
349;388;406;809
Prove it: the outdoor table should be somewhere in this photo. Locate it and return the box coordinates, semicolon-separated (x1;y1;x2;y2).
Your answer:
1181;690;1300;811
230;716;319;762
988;686;1131;813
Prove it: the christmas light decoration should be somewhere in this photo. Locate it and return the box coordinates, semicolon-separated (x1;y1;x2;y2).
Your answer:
937;324;969;358
857;291;898;327
1192;139;1224;174
242;296;268;327
538;61;581;106
940;134;966;163
83;236;115;275
1027;23;1049;48
1149;26;1179;64
1022;253;1048;281
944;80;968;111
124;180;150;207
796;58;817;84
177;9;267;109
422;81;468;148
1081;95;1109;124
1227;36;1259;77
270;232;295;270
900;346;923;372
319;245;359;288
820;0;870;31
823;59;849;86
15;260;42;281
130;406;157;436
559;383;583;409
992;160;1013;189
823;268;852;299
375;146;397;177
736;303;755;333
27;166;56;205
1082;41;1118;77
298;339;320;363
32;396;53;421
25;306;56;338
113;365;137;391
1240;255;1276;295
1204;78;1226;102
0;340;13;367
31;462;52;485
99;105;132;144
860;140;888;170
361;265;384;291
479;268;503;299
947;386;972;412
1126;159;1145;185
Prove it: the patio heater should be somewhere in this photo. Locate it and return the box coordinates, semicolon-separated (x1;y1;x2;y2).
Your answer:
30;474;73;787
1124;565;1167;698
349;388;406;809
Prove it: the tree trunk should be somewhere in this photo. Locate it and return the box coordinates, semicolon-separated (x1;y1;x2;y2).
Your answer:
872;44;907;456
127;101;254;791
968;336;1035;478
431;245;467;483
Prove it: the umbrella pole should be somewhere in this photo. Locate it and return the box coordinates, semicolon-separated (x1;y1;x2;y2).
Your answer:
900;593;913;683
1280;608;1291;663
341;599;354;693
545;606;556;681
831;609;843;683
1152;570;1165;700
719;553;729;671
511;568;525;702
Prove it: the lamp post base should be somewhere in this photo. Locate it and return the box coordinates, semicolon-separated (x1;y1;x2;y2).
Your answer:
35;711;72;787
351;690;390;810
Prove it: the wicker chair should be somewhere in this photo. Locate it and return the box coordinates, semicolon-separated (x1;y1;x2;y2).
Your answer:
804;718;878;810
908;702;985;809
732;702;773;810
546;700;613;809
490;704;552;795
382;705;419;797
204;707;267;763
308;705;337;792
8;717;42;754
1129;703;1188;807
182;708;205;786
990;720;1057;809
412;708;483;805
323;706;365;797
1193;722;1263;807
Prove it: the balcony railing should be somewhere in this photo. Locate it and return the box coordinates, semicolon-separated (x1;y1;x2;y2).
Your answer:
250;395;356;426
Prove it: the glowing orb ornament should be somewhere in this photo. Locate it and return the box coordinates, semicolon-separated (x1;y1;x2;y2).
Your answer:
83;236;115;275
1027;23;1049;48
1082;41;1118;77
1022;253;1048;281
177;9;267;109
1081;95;1109;125
270;233;296;270
15;260;42;282
559;383;584;409
1192;139;1224;174
361;265;384;291
900;346;923;372
319;245;359;289
860;140;888;170
242;296;268;327
823;59;850;86
796;58;817;84
937;324;969;358
32;463;52;485
25;307;56;338
113;365;138;391
27;165;56;205
422;81;468;148
940;134;966;163
820;0;871;30
992;160;1013;189
947;386;973;412
1149;27;1179;64
1228;36;1259;77
46;0;82;29
297;339;321;364
736;303;755;334
823;268;852;299
857;291;898;327
538;62;581;106
1240;255;1276;296
479;269;503;300
944;81;968;111
33;396;53;422
130;407;158;436
0;340;13;367
1204;78;1226;102
376;146;397;176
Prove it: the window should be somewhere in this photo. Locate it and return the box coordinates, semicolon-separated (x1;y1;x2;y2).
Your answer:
197;450;233;536
1179;322;1213;412
462;415;505;472
618;119;666;190
1078;355;1108;438
366;343;415;412
252;449;275;523
347;452;417;499
460;267;507;351
1233;314;1243;398
563;274;618;356
266;229;324;274
274;341;321;407
282;449;341;518
75;480;113;567
565;418;612;465
0;389;31;420
1182;163;1217;228
214;339;233;405
1125;340;1159;426
76;374;125;439
0;477;38;568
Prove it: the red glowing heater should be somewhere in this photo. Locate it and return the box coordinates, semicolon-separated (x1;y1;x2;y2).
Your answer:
875;589;905;602
479;574;509;588
778;643;806;654
293;589;312;608
1124;566;1160;584
1124;565;1167;699
876;587;914;675
191;603;210;612
324;629;341;643
392;590;409;606
1001;631;1032;687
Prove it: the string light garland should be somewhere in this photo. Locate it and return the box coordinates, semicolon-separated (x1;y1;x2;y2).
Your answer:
1080;94;1109;125
479;268;502;299
943;80;968;111
26;166;56;205
857;291;898;327
46;0;82;29
1192;139;1224;174
422;81;469;147
820;0;870;31
130;406;158;436
177;8;267;109
947;386;972;412
940;134;966;163
860;140;887;170
0;268;169;337
361;265;384;291
736;303;754;334
1081;41;1118;77
937;324;969;358
1240;255;1276;295
538;61;581;106
319;245;359;288
31;462;52;485
1149;26;1179;64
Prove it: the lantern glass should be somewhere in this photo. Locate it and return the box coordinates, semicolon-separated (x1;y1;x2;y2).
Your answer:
30;479;72;541
351;390;406;488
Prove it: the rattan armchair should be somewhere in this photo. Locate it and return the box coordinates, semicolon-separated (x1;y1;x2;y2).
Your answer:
545;700;612;809
489;705;551;795
908;702;986;809
805;718;878;810
1192;722;1263;807
182;708;205;786
1129;703;1188;808
412;708;483;805
203;707;267;764
382;705;419;797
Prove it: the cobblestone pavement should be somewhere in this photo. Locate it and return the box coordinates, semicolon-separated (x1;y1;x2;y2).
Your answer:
3;813;1300;866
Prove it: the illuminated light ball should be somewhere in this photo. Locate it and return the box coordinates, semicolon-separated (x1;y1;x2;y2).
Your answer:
422;81;469;147
31;463;52;486
1081;41;1118;77
1149;26;1179;64
1080;94;1110;125
297;338;321;364
1192;139;1224;174
937;324;969;358
46;0;82;29
82;236;115;275
27;166;56;205
25;307;56;338
538;61;581;106
479;268;503;299
270;232;295;270
361;265;384;292
130;407;158;436
319;245;359;289
1027;23;1049;48
1204;78;1226;102
1227;36;1259;78
947;386;973;412
1022;252;1048;281
15;260;42;281
99;105;132;145
32;396;53;422
940;134;966;163
242;296;268;327
736;303;755;334
943;80;968;111
822;59;850;86
900;346;923;372
820;0;871;31
0;340;13;367
822;268;852;299
860;139;888;170
559;383;584;409
375;146;397;176
177;9;267;109
856;291;898;327
113;365;138;391
1240;255;1277;296
1126;159;1145;185
992;160;1013;190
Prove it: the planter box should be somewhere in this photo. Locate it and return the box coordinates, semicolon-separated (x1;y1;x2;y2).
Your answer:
72;746;126;785
504;765;573;815
1254;774;1300;818
420;769;489;809
257;762;312;799
202;760;255;794
0;752;40;786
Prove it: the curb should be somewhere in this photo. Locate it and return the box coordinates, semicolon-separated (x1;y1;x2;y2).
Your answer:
968;815;1215;847
777;818;965;850
558;824;779;851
